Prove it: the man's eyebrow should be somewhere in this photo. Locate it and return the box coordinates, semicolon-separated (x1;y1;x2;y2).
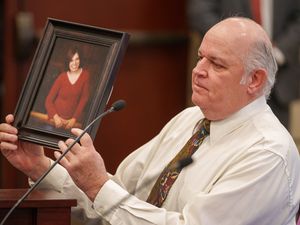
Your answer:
199;51;228;66
199;50;222;59
210;56;227;65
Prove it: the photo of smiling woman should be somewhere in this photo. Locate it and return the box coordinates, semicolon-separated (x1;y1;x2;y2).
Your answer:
45;47;90;130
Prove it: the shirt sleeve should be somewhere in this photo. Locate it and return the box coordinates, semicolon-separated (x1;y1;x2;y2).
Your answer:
91;149;299;225
93;180;176;224
35;160;103;223
32;108;199;225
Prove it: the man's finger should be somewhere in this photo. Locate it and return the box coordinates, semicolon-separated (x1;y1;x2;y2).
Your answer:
0;142;18;151
5;114;14;124
71;128;93;148
0;132;18;143
0;123;18;135
65;138;81;154
58;140;75;161
54;150;71;169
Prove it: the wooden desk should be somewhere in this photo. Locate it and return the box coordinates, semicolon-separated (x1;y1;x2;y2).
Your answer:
0;189;77;225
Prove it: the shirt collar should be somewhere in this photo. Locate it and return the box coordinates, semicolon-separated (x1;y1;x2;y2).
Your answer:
209;96;268;145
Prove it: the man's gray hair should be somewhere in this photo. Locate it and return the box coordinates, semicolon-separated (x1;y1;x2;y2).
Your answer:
240;39;278;98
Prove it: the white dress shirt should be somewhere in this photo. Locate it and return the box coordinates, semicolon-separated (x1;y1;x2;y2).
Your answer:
38;96;300;225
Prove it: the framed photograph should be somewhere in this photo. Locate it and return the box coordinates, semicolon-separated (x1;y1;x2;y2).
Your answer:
13;18;130;149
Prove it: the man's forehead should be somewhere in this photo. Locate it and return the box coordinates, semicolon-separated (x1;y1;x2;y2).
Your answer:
200;32;236;55
198;31;244;65
205;20;257;55
210;17;271;46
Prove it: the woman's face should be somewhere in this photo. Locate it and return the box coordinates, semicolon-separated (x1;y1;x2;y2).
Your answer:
69;52;80;72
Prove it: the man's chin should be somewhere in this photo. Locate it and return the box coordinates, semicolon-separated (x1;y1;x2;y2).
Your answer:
191;95;207;108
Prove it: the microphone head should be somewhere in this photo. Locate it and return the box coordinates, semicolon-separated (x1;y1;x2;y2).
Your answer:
111;99;126;111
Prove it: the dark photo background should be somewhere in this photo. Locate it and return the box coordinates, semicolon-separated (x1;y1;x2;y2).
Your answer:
26;37;110;134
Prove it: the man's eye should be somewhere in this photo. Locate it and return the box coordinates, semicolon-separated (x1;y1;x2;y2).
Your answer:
197;56;203;61
213;62;224;69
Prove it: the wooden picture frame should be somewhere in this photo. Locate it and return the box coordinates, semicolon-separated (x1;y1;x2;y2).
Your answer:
13;18;129;149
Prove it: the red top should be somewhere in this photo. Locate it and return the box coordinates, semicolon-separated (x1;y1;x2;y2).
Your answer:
45;69;90;121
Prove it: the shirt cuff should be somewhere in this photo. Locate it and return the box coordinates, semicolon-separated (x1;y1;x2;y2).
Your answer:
92;179;129;220
29;159;69;192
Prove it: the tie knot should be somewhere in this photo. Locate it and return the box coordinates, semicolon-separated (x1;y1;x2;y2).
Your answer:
195;118;210;136
193;118;210;135
200;118;210;134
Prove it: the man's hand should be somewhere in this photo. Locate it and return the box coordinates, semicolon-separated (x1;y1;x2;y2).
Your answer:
55;128;109;201
0;114;50;181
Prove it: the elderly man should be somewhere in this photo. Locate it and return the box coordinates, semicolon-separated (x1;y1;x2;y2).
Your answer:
187;0;300;129
1;17;300;225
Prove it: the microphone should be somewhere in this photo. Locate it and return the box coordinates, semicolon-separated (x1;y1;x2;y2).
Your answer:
0;99;126;225
111;99;126;111
101;156;194;217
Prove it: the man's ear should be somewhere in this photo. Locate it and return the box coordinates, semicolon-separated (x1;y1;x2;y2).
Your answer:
247;69;267;95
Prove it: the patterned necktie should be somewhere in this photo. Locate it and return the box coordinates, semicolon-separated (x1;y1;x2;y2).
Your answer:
146;118;210;207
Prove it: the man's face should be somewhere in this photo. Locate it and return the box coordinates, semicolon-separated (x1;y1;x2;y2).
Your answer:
191;26;249;121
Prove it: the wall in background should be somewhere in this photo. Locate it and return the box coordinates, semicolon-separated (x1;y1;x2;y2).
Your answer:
0;0;189;188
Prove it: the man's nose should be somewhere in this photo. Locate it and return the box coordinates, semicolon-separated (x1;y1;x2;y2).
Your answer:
192;58;209;77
